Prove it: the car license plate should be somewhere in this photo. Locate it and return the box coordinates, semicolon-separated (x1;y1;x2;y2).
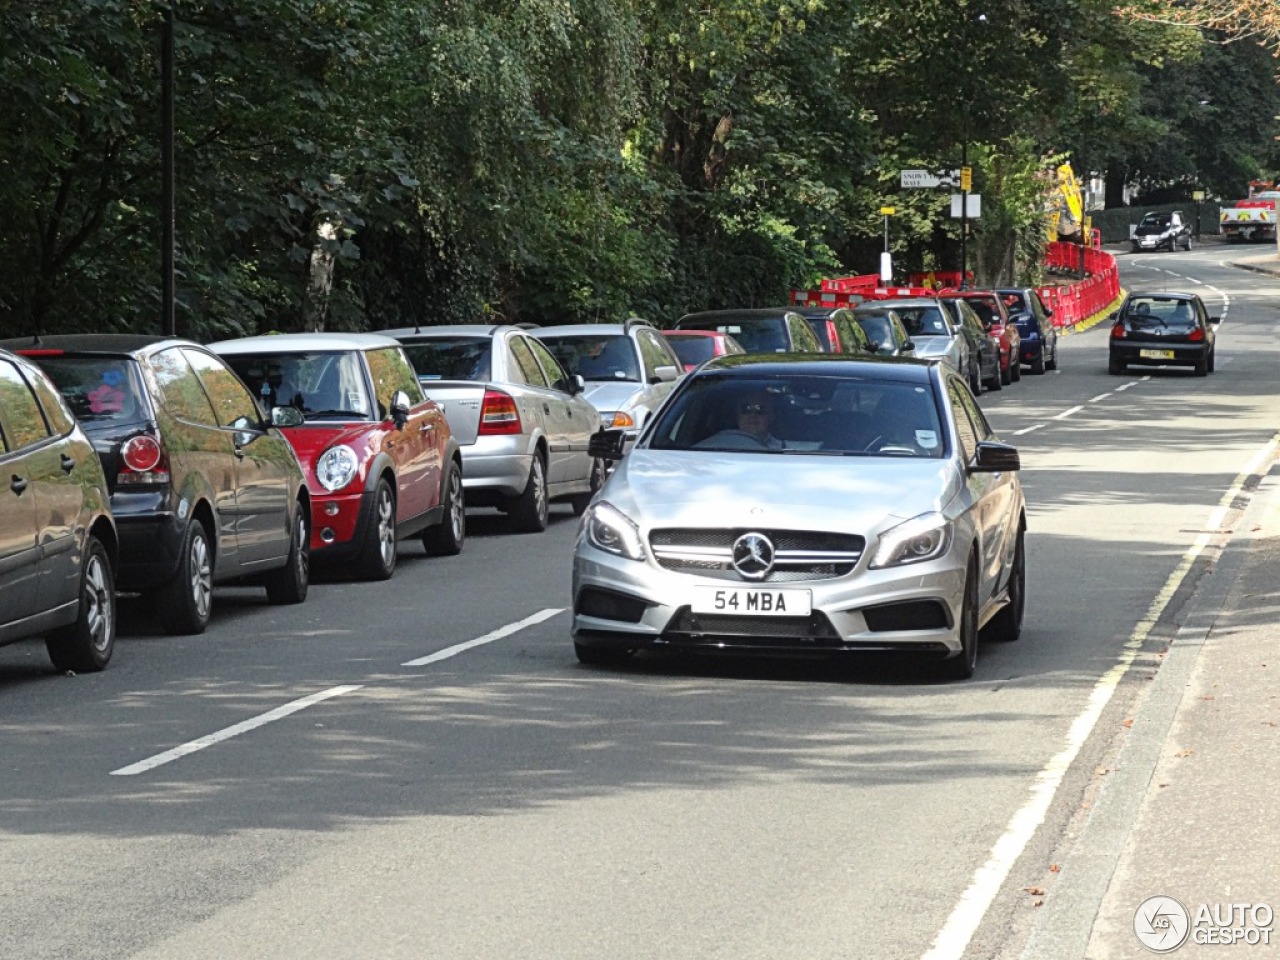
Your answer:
1139;349;1175;359
692;586;812;616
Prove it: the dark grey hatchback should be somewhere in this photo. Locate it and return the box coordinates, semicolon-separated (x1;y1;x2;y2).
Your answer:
3;335;312;635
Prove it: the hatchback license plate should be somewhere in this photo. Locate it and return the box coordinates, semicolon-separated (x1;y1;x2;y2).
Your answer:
692;586;812;616
1139;349;1175;359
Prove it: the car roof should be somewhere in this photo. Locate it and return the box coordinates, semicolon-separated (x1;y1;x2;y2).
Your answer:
792;307;853;319
871;298;944;309
378;324;515;339
661;329;725;337
209;332;403;354
1126;291;1198;302
533;323;648;336
697;354;936;382
0;333;181;356
677;308;796;323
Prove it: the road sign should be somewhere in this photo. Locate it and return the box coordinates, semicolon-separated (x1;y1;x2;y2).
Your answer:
960;166;973;192
880;206;896;215
950;194;981;218
1192;190;1205;201
900;169;960;189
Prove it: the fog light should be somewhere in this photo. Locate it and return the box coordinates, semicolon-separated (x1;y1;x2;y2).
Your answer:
324;503;339;516
320;528;336;543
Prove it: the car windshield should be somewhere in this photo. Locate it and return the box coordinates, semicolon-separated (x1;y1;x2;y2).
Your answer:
891;306;950;337
666;336;717;367
28;356;148;425
1141;214;1171;227
537;335;640;382
647;375;945;458
222;351;374;420
400;337;492;382
1126;299;1197;331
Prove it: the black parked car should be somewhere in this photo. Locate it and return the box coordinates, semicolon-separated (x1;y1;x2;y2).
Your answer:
997;288;1060;374
792;307;874;355
935;297;1004;393
851;304;917;357
1108;292;1218;376
674;308;825;354
0;349;118;672
1131;210;1193;253
3;335;312;635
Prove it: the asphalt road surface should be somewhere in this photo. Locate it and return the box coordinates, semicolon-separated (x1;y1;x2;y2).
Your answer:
2;245;1276;960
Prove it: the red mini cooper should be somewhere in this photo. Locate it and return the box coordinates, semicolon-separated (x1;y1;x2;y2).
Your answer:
212;333;465;580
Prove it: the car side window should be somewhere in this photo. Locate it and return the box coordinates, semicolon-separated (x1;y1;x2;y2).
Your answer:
525;336;571;391
22;364;76;437
366;347;426;418
957;382;993;440
0;358;51;450
947;381;980;463
635;329;670;379
150;348;219;426
509;336;550;387
181;348;261;427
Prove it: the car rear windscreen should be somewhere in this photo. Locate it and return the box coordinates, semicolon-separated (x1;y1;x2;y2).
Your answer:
537;335;640;381
666;336;717;367
30;356;148;425
400;338;492;382
890;306;949;337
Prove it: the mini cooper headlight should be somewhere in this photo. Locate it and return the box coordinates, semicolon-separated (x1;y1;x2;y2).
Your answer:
583;501;646;561
870;512;952;568
315;444;359;492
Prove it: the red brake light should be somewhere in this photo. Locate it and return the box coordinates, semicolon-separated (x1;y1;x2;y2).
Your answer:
1187;327;1205;342
478;389;522;435
118;434;170;485
1111;322;1126;339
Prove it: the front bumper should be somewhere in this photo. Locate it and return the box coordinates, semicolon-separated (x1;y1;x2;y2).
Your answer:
310;487;376;561
571;539;968;658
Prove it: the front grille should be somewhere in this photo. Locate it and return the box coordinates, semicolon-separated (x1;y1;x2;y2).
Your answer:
862;600;950;632
663;606;842;646
650;528;863;582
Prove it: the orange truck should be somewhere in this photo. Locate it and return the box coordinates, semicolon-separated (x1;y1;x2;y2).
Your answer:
1219;180;1279;243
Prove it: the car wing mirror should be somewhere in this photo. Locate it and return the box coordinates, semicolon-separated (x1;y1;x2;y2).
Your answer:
570;374;586;395
271;405;304;428
588;428;628;462
902;340;915;353
1209;316;1222;326
651;364;679;384
389;389;411;429
971;440;1021;473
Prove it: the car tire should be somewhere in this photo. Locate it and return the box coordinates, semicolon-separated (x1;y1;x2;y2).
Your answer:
1046;345;1058;371
1010;358;1022;382
45;535;115;673
1194;353;1209;377
984;527;1025;643
1108;355;1125;376
1030;352;1046;375
159;520;214;635
939;554;980;680
570;458;605;517
264;503;309;604
968;361;982;394
1000;359;1011;385
509;453;548;533
574;641;634;668
986;364;1002;391
423;462;466;556
357;479;398;580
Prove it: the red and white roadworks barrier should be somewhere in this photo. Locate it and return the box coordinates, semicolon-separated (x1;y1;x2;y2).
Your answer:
790;240;1123;329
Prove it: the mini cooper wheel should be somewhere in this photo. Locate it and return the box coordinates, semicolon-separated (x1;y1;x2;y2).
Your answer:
358;479;398;580
264;503;310;604
509;454;548;533
423;463;466;556
46;536;116;673
159;520;213;635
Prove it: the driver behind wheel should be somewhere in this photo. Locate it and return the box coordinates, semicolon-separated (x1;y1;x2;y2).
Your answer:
696;390;787;450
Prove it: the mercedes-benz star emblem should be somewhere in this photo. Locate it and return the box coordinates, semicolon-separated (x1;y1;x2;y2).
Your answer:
732;532;775;580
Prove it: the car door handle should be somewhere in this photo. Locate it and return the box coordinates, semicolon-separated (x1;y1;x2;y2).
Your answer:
10;475;27;495
60;454;76;473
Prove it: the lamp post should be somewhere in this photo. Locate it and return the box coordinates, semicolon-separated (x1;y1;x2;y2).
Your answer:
1192;188;1205;240
160;4;176;337
957;12;987;289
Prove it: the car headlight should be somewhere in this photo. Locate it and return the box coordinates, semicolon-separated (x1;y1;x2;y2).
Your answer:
315;444;359;492
583;501;646;561
870;512;952;568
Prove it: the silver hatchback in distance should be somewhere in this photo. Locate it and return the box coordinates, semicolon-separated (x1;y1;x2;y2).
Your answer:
381;324;602;531
573;355;1027;679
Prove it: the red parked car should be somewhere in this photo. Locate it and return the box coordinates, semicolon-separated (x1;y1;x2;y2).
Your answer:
939;291;1022;386
660;329;746;372
212;333;466;581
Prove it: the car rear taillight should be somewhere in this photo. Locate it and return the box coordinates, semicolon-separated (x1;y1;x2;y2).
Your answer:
478;389;522;435
1187;327;1205;342
117;433;170;486
1111;323;1126;339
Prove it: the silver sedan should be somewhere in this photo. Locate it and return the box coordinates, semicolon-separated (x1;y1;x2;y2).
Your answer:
572;355;1026;679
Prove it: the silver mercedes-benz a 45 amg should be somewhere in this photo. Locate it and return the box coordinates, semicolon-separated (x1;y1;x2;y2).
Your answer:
572;355;1026;679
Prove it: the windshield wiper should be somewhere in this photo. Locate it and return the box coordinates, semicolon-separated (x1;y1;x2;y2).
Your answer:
305;409;369;419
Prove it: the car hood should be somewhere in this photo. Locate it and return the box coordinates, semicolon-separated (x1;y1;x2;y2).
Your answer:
604;450;959;532
582;380;645;412
281;422;380;464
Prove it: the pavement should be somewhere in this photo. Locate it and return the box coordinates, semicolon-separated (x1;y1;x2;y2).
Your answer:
1015;248;1280;958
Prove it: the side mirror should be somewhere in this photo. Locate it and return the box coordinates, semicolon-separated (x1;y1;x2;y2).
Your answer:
902;340;915;354
651;365;679;384
389;389;411;428
569;374;586;395
1209;316;1222;326
1044;308;1054;318
971;440;1021;473
271;405;304;428
588;428;628;462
